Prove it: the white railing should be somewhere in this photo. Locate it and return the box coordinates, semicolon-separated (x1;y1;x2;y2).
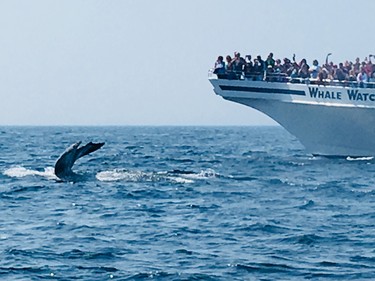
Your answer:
208;69;375;88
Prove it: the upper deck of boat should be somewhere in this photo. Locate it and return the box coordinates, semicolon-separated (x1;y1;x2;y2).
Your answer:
208;70;375;89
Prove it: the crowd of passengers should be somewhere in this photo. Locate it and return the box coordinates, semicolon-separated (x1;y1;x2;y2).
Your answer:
213;52;375;84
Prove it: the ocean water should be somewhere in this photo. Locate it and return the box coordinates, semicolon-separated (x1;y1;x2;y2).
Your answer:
1;126;375;280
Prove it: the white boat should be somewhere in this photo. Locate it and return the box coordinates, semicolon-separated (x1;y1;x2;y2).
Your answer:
209;72;375;156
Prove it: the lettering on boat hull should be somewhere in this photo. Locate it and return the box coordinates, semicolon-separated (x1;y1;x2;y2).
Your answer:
308;87;375;102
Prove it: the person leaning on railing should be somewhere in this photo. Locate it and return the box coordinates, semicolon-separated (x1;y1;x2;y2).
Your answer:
244;55;253;78
213;56;226;79
335;63;347;81
357;67;368;87
225;55;236;80
231;52;246;79
309;60;321;79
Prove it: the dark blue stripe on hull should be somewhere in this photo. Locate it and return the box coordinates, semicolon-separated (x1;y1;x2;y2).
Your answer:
219;85;306;96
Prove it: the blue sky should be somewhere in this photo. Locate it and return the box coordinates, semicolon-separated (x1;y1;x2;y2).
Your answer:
0;0;374;125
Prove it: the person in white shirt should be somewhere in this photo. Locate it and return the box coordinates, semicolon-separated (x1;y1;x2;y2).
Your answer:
357;67;368;87
309;59;321;79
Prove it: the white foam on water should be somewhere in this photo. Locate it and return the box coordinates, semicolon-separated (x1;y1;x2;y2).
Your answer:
177;169;218;180
0;234;8;240
96;169;199;184
3;166;58;180
96;169;148;182
166;176;194;184
346;156;374;161
4;166;215;184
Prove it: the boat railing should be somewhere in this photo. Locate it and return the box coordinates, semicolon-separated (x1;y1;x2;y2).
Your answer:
208;68;375;89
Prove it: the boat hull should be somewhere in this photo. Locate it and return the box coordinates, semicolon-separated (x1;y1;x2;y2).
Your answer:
210;78;375;156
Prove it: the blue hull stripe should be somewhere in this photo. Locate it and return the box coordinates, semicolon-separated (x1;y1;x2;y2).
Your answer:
219;85;306;96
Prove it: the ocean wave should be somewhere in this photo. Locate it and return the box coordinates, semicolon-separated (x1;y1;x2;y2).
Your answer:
280;233;326;245
123;271;218;280
350;255;375;264
298;199;315;209
9;185;48;194
235;262;297;273
236;222;290;234
227;175;257;181
62;248;120;260
0;266;48;274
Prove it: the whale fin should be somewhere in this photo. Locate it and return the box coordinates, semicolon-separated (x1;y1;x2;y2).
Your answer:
76;142;105;160
54;141;105;182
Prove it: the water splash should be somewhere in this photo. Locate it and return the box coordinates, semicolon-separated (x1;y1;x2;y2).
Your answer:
3;166;58;180
95;168;218;183
3;166;218;184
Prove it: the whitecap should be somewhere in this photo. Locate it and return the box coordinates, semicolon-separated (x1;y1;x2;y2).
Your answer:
346;156;374;161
